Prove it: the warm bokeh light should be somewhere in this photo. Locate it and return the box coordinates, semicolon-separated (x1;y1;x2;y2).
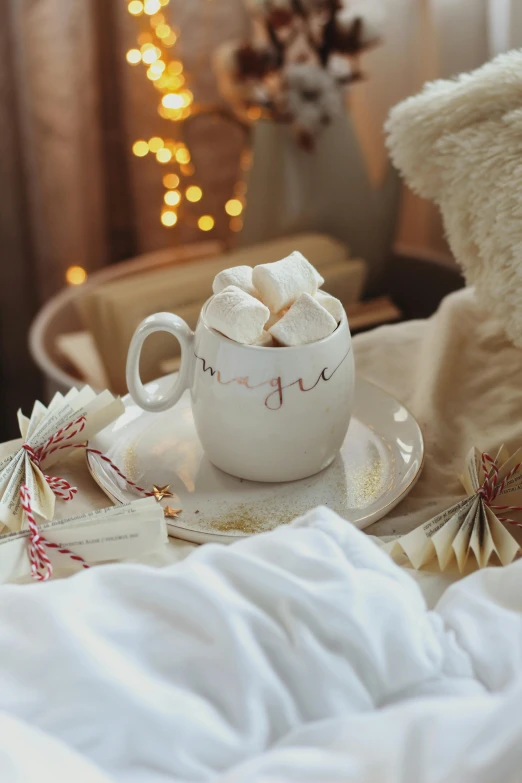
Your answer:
128;1;144;15
163;173;180;189
150;12;164;26
175;147;190;164
159;0;170;5
156;148;172;163
179;89;193;107
180;162;195;176
126;49;142;64
161;210;178;227
137;32;153;46
148;136;163;152
155;23;171;39
144;0;161;14
198;215;215;232
147;68;161;81
141;46;160;64
162;93;184;109
229;217;243;233
66;265;88;285
240;151;253;171
162;31;178;47
225;198;243;217
186;185;202;202
167;60;183;75
132;140;149;157
164;189;181;206
247;106;262;120
148;60;165;75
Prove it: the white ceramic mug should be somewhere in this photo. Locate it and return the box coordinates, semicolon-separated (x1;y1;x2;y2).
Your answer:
126;301;355;482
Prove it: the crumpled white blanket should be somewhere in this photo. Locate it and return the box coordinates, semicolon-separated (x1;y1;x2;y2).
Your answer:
2;506;522;783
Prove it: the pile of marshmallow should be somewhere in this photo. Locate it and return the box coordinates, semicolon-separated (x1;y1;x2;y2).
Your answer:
205;251;344;347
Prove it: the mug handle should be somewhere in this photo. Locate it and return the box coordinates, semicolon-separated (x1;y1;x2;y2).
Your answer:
126;312;195;412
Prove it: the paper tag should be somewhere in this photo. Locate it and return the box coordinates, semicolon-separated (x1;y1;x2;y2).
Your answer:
0;497;167;583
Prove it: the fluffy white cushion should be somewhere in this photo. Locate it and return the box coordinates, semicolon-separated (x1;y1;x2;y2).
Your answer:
386;50;522;348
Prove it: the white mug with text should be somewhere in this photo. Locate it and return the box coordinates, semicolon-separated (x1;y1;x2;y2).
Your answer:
126;300;354;482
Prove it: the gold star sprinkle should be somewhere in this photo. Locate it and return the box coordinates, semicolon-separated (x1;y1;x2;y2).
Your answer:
164;506;182;519
152;484;174;502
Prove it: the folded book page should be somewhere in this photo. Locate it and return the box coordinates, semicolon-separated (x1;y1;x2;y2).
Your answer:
0;387;125;533
385;446;522;572
0;497;167;584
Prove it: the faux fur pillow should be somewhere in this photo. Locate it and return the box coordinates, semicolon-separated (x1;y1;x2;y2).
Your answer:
386;50;522;347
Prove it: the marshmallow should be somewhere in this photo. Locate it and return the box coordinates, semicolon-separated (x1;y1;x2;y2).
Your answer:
265;309;286;330
254;330;275;347
253;251;324;313
314;291;344;323
212;266;258;298
269;293;337;346
205;285;270;344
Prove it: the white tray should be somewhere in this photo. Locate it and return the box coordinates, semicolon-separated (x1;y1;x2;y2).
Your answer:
87;375;424;543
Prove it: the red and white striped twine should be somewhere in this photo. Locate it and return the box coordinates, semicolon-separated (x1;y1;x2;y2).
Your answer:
21;415;153;580
479;452;522;527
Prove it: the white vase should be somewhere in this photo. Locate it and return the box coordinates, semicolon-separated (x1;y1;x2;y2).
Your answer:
239;113;400;288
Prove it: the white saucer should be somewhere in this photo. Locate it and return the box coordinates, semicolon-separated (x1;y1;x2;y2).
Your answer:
87;375;424;543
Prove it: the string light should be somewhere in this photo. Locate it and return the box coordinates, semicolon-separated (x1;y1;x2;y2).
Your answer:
198;215;215;232
162;93;184;109
126;49;142;64
167;60;183;75
225;198;243;217
186;185;202;202
126;0;247;238
66;266;88;285
161;210;178;227
148;136;164;152
175;147;190;164
132;140;149;157
155;23;172;39
163;173;180;188
164;190;181;206
128;1;144;15
144;0;161;14
156;148;172;163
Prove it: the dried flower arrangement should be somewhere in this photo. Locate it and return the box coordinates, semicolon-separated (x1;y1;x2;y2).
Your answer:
215;0;384;150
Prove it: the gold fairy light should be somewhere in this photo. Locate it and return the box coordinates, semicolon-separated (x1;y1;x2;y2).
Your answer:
225;198;243;217
156;148;172;163
128;1;144;15
126;0;247;237
155;23;172;39
132;140;149;157
144;0;161;15
163;173;180;189
126;49;142;64
175;147;190;164
66;266;88;285
162;93;184;110
186;185;202;202
148;136;164;152
198;215;214;232
164;190;181;206
161;211;178;227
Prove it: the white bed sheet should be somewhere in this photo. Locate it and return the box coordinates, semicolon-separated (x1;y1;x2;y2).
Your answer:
1;506;522;782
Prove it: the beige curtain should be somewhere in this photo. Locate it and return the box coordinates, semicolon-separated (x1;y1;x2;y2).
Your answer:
349;0;520;260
